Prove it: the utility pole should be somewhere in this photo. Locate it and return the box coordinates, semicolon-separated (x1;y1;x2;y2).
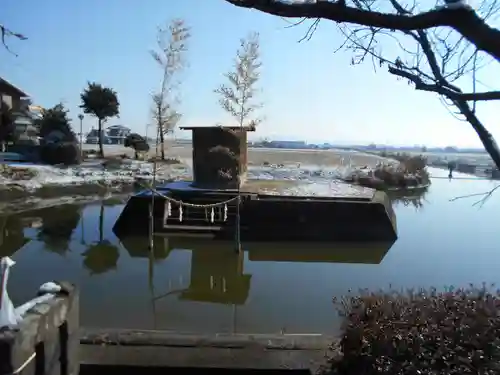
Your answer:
78;114;84;159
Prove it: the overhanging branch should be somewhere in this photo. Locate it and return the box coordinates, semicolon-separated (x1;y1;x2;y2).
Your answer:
388;66;500;101
224;0;500;62
0;24;27;56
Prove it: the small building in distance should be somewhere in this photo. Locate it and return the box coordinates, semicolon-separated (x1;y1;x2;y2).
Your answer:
86;125;131;145
107;125;131;144
268;140;306;149
85;128;107;144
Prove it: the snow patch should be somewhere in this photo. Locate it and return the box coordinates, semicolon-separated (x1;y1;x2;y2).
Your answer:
0;160;192;192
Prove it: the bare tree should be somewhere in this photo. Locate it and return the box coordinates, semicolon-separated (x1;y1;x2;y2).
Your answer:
215;31;263;130
150;19;190;160
224;0;500;169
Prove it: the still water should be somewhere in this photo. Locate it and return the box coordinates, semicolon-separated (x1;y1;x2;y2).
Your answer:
1;168;500;334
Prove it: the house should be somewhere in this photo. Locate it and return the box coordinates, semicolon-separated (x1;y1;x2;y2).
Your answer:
106;125;131;144
85;128;107;144
0;77;38;145
85;125;131;145
0;77;28;113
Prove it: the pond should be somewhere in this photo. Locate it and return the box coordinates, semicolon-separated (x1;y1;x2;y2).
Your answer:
1;167;500;335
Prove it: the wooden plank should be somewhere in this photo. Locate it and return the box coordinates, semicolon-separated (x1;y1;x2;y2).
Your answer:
80;345;326;371
163;224;222;231
80;329;332;350
79;329;334;371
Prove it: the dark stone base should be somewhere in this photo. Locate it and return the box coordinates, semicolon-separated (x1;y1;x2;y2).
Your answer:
113;181;397;242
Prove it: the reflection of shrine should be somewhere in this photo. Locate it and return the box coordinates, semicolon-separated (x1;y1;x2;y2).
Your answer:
179;249;251;305
119;236;172;260
0;215;30;257
166;238;394;265
117;235;394;306
119;236;251;305
115;235;395;330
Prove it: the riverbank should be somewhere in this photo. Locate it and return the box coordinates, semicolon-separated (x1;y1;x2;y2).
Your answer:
0;160;191;201
0;148;393;203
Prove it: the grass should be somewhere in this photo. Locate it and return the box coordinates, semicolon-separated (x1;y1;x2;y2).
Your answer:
324;285;500;375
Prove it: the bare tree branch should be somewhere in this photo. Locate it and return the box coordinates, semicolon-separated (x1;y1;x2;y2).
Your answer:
230;0;500;170
0;24;27;56
224;0;500;62
388;66;500;100
449;183;500;206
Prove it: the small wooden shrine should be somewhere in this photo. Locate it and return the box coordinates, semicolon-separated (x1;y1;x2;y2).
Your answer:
113;125;398;242
180;125;255;189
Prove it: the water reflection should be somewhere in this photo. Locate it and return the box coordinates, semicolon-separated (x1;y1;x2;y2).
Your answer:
119;236;394;309
0;215;29;257
2;167;500;334
0;203;121;276
83;242;120;275
389;188;428;211
81;203;120;275
36;205;82;255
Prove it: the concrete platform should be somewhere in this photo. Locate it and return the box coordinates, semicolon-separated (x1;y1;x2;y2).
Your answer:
113;180;397;242
80;329;335;372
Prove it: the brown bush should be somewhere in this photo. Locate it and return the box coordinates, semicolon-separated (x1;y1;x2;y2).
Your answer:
208;145;239;182
391;153;427;174
326;286;500;375
0;165;37;180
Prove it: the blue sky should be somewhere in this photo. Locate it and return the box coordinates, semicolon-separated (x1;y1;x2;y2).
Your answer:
1;0;498;147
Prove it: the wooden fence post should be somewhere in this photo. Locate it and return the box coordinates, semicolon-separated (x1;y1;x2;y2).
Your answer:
0;281;79;375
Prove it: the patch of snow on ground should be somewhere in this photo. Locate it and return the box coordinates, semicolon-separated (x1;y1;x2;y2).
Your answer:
0;160;192;191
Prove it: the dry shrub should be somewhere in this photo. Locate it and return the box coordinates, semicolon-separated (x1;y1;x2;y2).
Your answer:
208;145;239;182
397;154;427;174
327;286;500;375
350;152;429;190
40;142;81;165
0;165;37;180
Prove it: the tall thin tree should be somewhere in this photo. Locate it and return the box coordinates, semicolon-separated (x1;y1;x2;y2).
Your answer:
215;31;263;252
150;19;190;160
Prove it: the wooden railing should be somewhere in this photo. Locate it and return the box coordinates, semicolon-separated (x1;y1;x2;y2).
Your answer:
0;282;79;375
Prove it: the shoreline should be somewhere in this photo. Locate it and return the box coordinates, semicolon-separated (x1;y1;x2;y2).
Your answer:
0;148;402;205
